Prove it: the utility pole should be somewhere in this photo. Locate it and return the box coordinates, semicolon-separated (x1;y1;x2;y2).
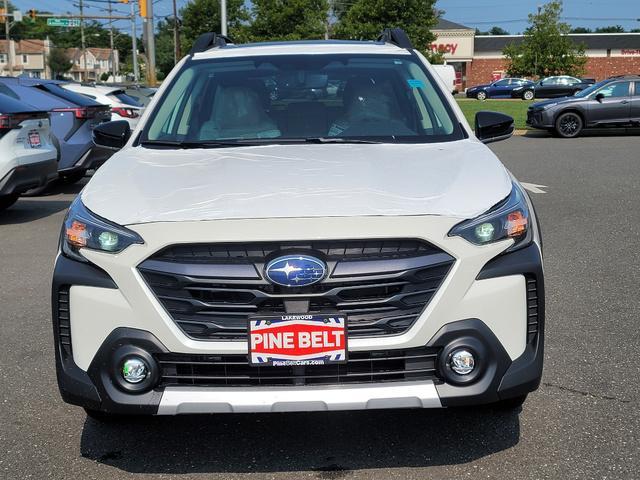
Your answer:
144;0;156;85
130;1;139;82
108;0;116;81
80;0;87;82
3;0;13;75
220;0;227;36
172;0;180;63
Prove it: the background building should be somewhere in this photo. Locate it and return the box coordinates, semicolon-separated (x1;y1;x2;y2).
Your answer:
0;40;119;81
431;18;640;88
0;39;52;78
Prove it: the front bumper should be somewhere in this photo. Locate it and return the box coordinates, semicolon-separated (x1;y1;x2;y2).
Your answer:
52;223;544;414
0;158;58;196
526;109;554;129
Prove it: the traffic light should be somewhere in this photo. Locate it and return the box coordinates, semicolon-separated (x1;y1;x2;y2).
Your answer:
138;0;147;18
0;8;6;23
28;9;37;20
118;0;129;3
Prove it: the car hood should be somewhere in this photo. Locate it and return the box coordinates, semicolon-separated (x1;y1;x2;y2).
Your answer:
468;84;490;91
82;141;513;225
531;96;582;109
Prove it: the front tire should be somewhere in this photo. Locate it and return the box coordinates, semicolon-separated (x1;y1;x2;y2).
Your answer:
0;194;19;211
555;112;583;138
522;89;534;101
476;91;487;101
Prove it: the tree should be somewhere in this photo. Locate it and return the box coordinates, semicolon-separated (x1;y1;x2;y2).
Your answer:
180;0;250;51
503;1;587;78
250;0;329;41
477;26;510;35
333;0;439;59
595;25;625;33
47;47;72;79
570;27;591;33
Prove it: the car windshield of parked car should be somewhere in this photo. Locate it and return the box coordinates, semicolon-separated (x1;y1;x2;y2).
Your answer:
142;54;463;145
574;80;614;98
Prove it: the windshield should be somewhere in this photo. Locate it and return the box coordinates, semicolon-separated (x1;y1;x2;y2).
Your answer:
574;80;609;98
142;54;464;146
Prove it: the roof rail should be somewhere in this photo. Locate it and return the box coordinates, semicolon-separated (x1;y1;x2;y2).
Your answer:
189;32;233;55
377;28;414;50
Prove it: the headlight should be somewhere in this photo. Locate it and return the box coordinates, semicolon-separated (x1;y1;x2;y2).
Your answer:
61;197;143;262
449;183;530;249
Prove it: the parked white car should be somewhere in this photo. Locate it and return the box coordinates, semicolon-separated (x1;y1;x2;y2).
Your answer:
61;84;143;128
53;29;543;420
0;94;58;211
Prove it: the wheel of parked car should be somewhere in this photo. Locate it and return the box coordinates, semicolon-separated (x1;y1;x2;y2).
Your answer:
522;89;534;101
476;91;487;100
0;194;19;211
555;112;583;138
60;170;87;185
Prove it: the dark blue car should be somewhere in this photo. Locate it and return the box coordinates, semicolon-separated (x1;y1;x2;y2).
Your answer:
0;77;112;185
466;78;535;100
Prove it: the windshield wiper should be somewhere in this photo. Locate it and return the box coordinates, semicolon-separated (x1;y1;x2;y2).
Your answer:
140;139;257;148
304;137;383;144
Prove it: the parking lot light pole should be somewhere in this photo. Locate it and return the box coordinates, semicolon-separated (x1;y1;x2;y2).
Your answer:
220;0;227;36
3;0;13;75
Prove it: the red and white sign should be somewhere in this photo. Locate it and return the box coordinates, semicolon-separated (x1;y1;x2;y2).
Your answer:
429;43;459;55
249;314;347;366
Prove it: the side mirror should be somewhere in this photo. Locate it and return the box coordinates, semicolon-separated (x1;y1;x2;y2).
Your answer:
92;120;131;150
475;111;514;144
595;92;605;102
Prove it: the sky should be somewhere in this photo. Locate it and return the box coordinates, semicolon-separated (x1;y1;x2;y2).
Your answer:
6;0;640;37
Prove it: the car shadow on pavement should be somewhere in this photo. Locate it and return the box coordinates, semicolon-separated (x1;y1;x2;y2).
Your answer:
0;199;71;225
79;407;520;474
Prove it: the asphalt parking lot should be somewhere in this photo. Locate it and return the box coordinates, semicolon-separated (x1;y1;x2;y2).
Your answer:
1;134;639;479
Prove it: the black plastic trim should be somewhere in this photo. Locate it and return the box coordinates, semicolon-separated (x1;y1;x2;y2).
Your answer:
51;253;119;410
0;159;57;196
427;319;512;406
86;328;168;414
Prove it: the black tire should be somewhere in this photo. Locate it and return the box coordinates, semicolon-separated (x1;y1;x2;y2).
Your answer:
555;111;583;138
60;170;87;185
476;91;488;101
490;394;528;410
522;89;534;101
0;194;19;211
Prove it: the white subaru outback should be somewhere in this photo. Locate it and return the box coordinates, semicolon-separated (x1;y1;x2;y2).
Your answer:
52;29;544;419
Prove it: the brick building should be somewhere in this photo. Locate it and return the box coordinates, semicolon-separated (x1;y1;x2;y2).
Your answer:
430;18;640;89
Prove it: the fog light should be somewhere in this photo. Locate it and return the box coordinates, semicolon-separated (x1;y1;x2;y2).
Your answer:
121;357;148;384
450;349;475;375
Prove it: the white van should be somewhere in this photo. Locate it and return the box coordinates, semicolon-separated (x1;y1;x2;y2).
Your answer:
432;64;457;94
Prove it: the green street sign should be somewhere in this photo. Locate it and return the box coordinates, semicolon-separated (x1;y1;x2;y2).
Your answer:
47;18;81;27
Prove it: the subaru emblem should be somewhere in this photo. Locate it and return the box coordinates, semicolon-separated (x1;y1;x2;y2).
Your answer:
265;255;327;287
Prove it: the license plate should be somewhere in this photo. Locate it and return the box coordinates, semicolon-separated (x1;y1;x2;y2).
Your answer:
248;314;347;366
28;130;41;148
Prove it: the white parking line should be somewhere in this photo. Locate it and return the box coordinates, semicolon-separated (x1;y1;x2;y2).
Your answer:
521;182;548;194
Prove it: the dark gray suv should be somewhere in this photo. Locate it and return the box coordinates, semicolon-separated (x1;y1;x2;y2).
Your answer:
526;75;640;138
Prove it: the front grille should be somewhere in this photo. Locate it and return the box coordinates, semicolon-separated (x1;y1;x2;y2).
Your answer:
156;346;441;387
139;240;455;341
57;287;72;356
526;276;539;343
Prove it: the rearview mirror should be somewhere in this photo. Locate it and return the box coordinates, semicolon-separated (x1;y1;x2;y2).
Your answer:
93;120;131;151
595;92;605;102
475;111;514;144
